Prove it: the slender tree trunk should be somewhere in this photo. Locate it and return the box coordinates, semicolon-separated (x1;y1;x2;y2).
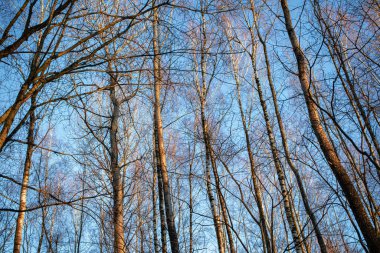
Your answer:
226;27;275;253
75;200;84;253
157;153;168;253
195;7;227;252
198;66;235;251
188;168;193;253
36;224;44;253
75;169;85;253
37;156;50;253
152;148;159;253
248;28;306;253
13;94;36;253
110;80;126;253
203;131;226;253
280;0;380;251
154;128;167;253
99;206;105;253
209;143;236;253
196;51;226;253
46;205;57;253
195;66;226;253
253;15;328;253
152;2;180;252
188;139;195;253
138;191;144;253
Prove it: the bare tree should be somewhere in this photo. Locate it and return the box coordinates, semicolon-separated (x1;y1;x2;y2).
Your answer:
152;1;180;252
279;0;380;251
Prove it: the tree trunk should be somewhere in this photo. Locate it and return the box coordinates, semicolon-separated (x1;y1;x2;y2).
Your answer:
152;147;159;253
226;27;276;253
157;152;168;253
248;28;306;253
280;0;380;251
189;139;195;253
13;94;37;253
195;7;227;252
152;2;180;252
209;136;236;253
110;80;126;253
253;14;328;252
203;134;226;253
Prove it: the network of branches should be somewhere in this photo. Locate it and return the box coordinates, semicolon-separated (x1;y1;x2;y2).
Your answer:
0;0;379;252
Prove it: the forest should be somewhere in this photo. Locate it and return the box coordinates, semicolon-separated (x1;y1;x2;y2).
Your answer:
0;0;379;252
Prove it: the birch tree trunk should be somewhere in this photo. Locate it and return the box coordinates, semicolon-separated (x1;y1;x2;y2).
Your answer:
247;24;306;253
152;2;180;252
194;6;227;252
13;94;36;253
226;27;276;253
252;10;328;252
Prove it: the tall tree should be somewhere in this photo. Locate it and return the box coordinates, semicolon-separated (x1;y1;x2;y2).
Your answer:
13;94;37;253
152;1;180;252
279;0;380;251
